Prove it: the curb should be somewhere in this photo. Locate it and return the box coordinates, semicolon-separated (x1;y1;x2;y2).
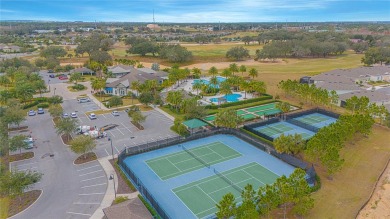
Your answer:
8;189;43;219
72;153;98;165
8;152;36;171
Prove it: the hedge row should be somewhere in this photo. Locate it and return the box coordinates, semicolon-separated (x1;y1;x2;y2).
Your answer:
22;97;50;109
138;194;160;219
205;94;273;109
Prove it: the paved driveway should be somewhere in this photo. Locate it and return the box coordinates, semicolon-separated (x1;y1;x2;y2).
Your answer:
9;110;107;219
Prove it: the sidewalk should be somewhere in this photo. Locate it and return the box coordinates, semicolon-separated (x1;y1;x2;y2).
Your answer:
87;93;109;110
153;106;175;121
90;156;117;219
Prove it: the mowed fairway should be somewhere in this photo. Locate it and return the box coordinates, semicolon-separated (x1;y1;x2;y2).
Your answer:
145;142;242;180
307;125;390;219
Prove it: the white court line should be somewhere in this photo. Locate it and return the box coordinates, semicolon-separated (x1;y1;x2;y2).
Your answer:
77;164;99;172
79;193;105;196
66;211;91;216
73;202;101;205
116;127;124;135
79;170;103;176
104;148;109;156
80;175;105;182
81;183;107;188
120;122;132;133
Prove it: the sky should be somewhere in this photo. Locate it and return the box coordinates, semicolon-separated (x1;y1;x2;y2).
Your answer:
0;0;389;23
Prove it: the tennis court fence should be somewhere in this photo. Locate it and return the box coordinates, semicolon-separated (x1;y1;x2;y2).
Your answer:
285;108;339;121
287;118;320;133
118;127;317;219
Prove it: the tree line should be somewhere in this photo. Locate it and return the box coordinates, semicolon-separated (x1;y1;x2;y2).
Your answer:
216;168;313;219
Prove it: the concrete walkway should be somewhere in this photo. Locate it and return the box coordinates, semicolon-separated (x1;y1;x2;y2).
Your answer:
91;156;117;219
153;106;175;121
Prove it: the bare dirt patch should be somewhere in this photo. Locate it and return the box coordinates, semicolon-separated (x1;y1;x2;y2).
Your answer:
74;152;97;164
61;134;72;145
7;190;42;217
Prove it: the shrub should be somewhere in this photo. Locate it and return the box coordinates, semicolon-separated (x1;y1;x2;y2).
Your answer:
23;101;39;109
206;95;273;109
114;196;129;204
37;102;49;108
35;97;48;103
72;84;86;91
108;96;123;107
47;95;63;104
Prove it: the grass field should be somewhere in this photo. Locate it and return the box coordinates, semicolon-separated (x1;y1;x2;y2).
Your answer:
173;162;279;218
307;125;390;219
146;142;241;180
0;197;9;219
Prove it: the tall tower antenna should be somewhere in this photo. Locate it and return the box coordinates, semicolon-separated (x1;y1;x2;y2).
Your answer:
153;9;155;25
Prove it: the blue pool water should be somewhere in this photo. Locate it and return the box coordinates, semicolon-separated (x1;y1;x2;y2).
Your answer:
192;76;226;87
210;93;242;102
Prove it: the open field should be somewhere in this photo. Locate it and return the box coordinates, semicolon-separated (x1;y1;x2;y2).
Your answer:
307;125;390;219
223;31;260;38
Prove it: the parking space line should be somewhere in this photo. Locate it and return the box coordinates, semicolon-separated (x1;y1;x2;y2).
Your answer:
116;127;124;135
73;202;101;205
79;193;105;196
120;122;132;133
79;170;103;176
12;162;37;167
81;175;105;182
114;146;120;153
77;165;99;171
101;114;106;118
66;212;91;216
104;148;109;156
81;183;107;188
108;130;116;137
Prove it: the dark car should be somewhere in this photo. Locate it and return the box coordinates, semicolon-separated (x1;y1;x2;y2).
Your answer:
48;69;54;73
49;74;55;78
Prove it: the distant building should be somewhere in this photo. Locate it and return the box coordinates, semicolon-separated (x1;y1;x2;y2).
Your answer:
105;67;168;96
0;45;21;53
70;67;94;75
147;24;160;30
107;65;135;77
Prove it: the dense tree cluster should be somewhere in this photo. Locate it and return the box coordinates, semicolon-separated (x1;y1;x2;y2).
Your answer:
306;113;374;176
216;168;313;218
278;79;338;107
361;46;390;66
75;33;113;65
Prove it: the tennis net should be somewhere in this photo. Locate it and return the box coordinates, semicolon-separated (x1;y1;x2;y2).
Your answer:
214;168;241;192
266;125;283;134
181;145;210;168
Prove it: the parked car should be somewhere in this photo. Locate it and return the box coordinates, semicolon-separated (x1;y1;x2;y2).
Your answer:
71;112;77;118
78;98;90;103
62;113;69;118
49;74;55;78
59;76;68;80
28;110;36;116
37;108;44;114
24;137;34;149
100;124;119;131
111;111;119;116
48;69;54;73
89;113;97;120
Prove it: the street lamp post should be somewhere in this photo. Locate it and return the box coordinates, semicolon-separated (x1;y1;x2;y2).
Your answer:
108;136;114;160
110;174;116;199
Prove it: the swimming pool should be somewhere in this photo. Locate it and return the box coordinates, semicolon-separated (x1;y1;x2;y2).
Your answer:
192;76;226;87
210;93;242;102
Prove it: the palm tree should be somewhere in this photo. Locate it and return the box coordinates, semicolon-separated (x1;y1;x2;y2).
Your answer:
219;81;232;97
208;66;218;77
240;81;251;99
192;82;202;95
131;81;141;96
166;90;183;112
229;63;238;76
209;76;219;93
251;81;266;97
276;102;291;120
248;68;258;79
221;69;232;78
239;65;247;76
192;67;201;79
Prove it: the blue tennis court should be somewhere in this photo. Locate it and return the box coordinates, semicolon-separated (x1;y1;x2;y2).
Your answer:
254;121;315;140
293;112;337;128
121;134;295;219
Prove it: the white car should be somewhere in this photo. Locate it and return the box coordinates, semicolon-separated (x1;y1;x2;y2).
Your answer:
24;138;34;149
78;98;90;103
71;112;77;118
62;113;69;118
111;111;119;116
89;113;97;120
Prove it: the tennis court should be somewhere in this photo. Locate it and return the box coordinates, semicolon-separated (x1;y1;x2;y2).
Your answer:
146;142;242;180
294;112;337;128
173;162;280;219
203;102;281;123
254;121;315;140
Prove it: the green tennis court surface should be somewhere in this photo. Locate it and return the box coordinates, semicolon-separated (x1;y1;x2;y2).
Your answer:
246;103;277;112
173;162;279;218
146;142;241;180
204;115;216;122
297;114;329;125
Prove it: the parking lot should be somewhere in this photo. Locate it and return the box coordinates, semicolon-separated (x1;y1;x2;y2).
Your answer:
62;99;177;158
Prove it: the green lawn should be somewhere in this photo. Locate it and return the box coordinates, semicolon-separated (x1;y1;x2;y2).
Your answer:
183;43;263;57
0;197;9;219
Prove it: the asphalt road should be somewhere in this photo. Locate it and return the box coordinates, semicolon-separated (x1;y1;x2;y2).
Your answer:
9;110;107;219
